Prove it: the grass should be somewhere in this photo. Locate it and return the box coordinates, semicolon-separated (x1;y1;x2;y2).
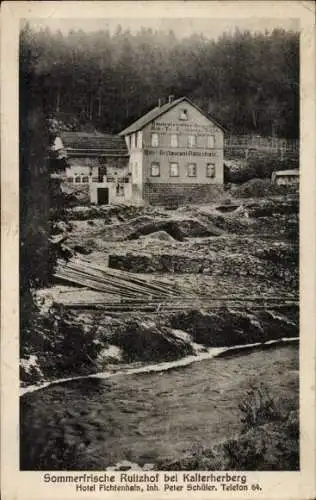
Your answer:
158;382;299;471
238;383;282;431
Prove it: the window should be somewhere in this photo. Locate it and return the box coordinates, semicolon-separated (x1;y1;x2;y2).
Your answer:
134;161;139;177
67;177;74;183
75;176;81;183
136;132;142;148
208;135;215;148
82;176;89;183
151;133;159;147
187;135;196;148
179;108;188;120
170;162;179;177
187;163;197;177
98;167;107;182
171;134;178;148
150;162;160;177
116;184;124;196
92;177;99;182
206;163;216;178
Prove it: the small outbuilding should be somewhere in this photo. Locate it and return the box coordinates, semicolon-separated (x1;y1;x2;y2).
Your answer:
271;169;299;186
50;131;131;205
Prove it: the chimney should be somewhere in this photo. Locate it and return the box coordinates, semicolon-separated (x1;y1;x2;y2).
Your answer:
158;98;162;108
168;95;175;104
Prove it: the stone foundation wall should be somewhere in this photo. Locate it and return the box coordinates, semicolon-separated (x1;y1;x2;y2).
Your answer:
143;183;224;207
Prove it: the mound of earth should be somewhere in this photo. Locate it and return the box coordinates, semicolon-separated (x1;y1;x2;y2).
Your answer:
216;203;240;213
140;230;175;242
244;197;299;218
168;308;298;347
106;320;194;363
126;217;223;241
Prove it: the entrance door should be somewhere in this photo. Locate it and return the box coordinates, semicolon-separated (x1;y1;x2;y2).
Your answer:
97;187;109;205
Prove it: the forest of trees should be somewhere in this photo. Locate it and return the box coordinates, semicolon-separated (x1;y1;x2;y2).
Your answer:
20;23;299;138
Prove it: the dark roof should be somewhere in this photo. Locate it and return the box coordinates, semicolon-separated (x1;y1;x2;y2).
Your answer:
67;157;101;168
59;132;128;156
119;97;226;135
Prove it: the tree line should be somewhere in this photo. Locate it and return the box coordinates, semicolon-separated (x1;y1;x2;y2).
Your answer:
20;23;299;138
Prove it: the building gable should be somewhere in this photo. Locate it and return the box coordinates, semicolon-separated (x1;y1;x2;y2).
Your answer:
119;97;225;136
143;100;224;137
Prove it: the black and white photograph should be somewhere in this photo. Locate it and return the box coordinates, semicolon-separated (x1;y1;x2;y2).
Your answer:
18;14;301;472
18;13;302;474
1;2;314;497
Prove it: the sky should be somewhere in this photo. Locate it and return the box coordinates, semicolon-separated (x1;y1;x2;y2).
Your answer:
26;17;300;40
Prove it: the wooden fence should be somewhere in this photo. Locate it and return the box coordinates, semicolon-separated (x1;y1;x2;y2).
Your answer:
224;135;299;162
224;135;299;153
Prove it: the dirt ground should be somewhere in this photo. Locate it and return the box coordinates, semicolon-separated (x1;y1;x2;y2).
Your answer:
23;192;299;382
49;193;299;303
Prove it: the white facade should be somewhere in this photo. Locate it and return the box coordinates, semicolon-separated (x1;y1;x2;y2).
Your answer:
120;97;225;204
64;165;132;205
89;178;132;204
271;170;299;186
51;133;132;205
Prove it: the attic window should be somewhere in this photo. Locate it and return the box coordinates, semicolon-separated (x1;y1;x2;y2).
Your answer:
179;108;188;121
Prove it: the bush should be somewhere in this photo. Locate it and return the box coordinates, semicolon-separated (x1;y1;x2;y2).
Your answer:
158;384;298;471
231;178;288;198
238;384;282;432
225;153;299;185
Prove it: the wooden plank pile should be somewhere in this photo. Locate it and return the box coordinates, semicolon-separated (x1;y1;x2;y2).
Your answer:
53;258;299;313
54;298;299;313
54;258;185;300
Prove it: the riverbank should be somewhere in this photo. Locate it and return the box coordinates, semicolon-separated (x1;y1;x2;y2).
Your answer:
21;342;299;471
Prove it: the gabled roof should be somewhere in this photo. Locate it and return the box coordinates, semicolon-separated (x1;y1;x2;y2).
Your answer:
67;157;101;168
59;132;128;156
119;97;226;136
273;169;299;176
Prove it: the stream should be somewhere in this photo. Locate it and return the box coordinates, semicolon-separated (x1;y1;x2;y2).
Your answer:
20;335;298;396
20;338;299;471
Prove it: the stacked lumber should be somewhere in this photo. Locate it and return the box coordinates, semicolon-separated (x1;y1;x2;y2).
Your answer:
53;258;299;313
54;258;186;299
56;298;299;313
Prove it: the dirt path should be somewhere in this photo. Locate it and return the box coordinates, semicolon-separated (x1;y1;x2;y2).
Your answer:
21;343;299;470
